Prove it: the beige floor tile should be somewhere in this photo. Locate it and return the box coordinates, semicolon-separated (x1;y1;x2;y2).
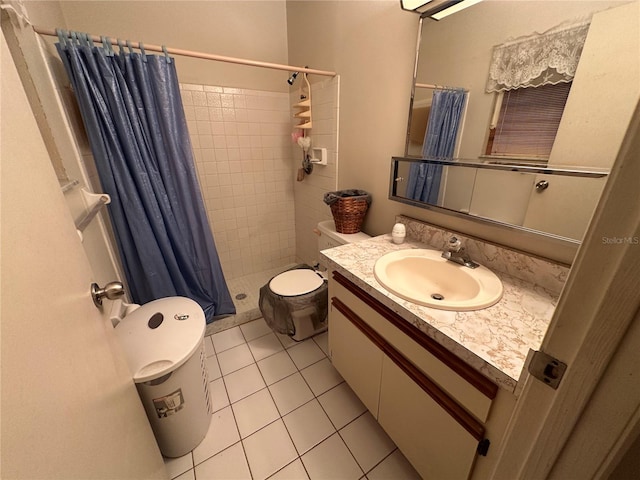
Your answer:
269;372;314;416
339;412;396;473
301;433;363;480
224;364;266;403
243;420;298;480
232;388;280;438
300;358;343;396
257;350;297;385
192;406;240;466
318;382;367;429
194;442;251;479
282;399;335;455
287;339;325;370
367;449;421;480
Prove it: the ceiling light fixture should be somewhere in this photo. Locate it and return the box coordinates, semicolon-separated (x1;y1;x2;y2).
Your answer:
400;0;483;20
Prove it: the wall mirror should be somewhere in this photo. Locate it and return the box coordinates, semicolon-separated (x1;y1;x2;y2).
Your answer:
391;157;608;242
398;0;639;244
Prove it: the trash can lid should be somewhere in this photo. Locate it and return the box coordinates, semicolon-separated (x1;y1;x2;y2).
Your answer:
114;297;205;383
270;269;324;296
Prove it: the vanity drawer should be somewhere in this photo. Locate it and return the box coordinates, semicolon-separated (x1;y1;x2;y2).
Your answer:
330;271;497;423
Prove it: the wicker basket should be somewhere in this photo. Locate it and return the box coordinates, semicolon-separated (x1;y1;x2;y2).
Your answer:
330;196;369;234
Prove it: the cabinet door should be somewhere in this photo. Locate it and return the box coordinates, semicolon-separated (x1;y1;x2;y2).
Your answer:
379;357;479;479
329;303;384;416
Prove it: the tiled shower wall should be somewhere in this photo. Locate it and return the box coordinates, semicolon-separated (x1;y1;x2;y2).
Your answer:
180;84;296;280
290;77;340;266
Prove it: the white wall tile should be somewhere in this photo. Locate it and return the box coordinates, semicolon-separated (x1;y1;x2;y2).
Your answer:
181;82;295;280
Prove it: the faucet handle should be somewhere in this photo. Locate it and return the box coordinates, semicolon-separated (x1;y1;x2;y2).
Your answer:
447;236;462;252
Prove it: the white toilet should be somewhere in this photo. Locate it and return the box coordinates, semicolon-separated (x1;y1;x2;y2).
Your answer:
259;220;370;341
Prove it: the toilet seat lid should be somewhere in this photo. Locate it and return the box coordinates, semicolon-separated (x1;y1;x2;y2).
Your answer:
270;269;324;296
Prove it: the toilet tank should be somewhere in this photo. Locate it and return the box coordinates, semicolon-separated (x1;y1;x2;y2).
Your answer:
317;220;370;268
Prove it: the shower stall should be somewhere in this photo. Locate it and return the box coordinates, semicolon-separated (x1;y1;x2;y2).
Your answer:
180;82;298;333
179;75;340;336
16;21;339;334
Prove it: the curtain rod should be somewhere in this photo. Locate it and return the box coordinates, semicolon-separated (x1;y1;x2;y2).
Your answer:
33;26;337;78
416;82;469;92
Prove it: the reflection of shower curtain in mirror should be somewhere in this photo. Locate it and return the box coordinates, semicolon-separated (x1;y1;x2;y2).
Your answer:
406;89;467;204
56;33;235;322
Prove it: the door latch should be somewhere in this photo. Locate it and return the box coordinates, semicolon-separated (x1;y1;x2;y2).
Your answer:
527;349;567;389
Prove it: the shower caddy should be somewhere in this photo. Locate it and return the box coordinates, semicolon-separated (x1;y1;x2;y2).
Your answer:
293;72;312;130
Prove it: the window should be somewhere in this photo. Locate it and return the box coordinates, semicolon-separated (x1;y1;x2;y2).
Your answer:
485;82;572;161
483;20;589;163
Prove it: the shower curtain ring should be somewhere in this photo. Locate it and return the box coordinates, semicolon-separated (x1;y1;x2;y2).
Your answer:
55;28;68;46
162;45;171;63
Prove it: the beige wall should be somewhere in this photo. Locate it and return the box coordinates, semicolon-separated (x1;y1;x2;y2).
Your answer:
51;0;290;92
286;0;418;240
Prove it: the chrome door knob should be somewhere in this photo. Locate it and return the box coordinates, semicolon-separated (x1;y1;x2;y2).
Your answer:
91;281;125;307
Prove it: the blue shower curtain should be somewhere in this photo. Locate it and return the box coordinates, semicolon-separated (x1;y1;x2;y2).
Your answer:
406;89;467;204
56;33;235;322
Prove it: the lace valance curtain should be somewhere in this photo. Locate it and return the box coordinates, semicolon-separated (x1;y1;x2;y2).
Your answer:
486;22;590;93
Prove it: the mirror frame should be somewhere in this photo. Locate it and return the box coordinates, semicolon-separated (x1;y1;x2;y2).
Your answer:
404;17;424;158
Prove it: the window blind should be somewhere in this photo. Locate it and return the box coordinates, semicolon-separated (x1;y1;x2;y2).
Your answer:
488;82;572;159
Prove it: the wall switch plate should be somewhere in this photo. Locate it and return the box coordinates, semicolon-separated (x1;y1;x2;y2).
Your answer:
310;147;327;165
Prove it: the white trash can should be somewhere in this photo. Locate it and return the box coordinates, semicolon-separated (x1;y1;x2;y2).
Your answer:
114;296;212;458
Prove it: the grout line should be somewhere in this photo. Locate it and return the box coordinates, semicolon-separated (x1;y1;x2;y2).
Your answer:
332;408;376;476
198;323;362;479
265;458;301;480
315;380;348;431
366;447;399;477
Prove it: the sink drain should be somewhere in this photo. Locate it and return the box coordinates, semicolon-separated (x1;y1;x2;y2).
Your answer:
431;293;445;301
235;293;247;300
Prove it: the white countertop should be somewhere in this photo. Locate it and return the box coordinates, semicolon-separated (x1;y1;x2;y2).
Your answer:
321;234;559;392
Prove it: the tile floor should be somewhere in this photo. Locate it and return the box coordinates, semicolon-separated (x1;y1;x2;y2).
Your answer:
164;318;421;480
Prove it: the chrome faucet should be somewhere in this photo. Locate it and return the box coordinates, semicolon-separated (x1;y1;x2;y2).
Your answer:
442;236;479;269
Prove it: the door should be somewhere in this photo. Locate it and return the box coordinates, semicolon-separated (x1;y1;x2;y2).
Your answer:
490;4;640;477
490;39;640;480
1;32;166;479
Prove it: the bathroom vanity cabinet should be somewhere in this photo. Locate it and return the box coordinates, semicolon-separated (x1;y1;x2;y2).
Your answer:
328;271;516;479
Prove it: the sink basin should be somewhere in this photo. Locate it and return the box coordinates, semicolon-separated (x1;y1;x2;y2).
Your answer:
373;249;503;311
